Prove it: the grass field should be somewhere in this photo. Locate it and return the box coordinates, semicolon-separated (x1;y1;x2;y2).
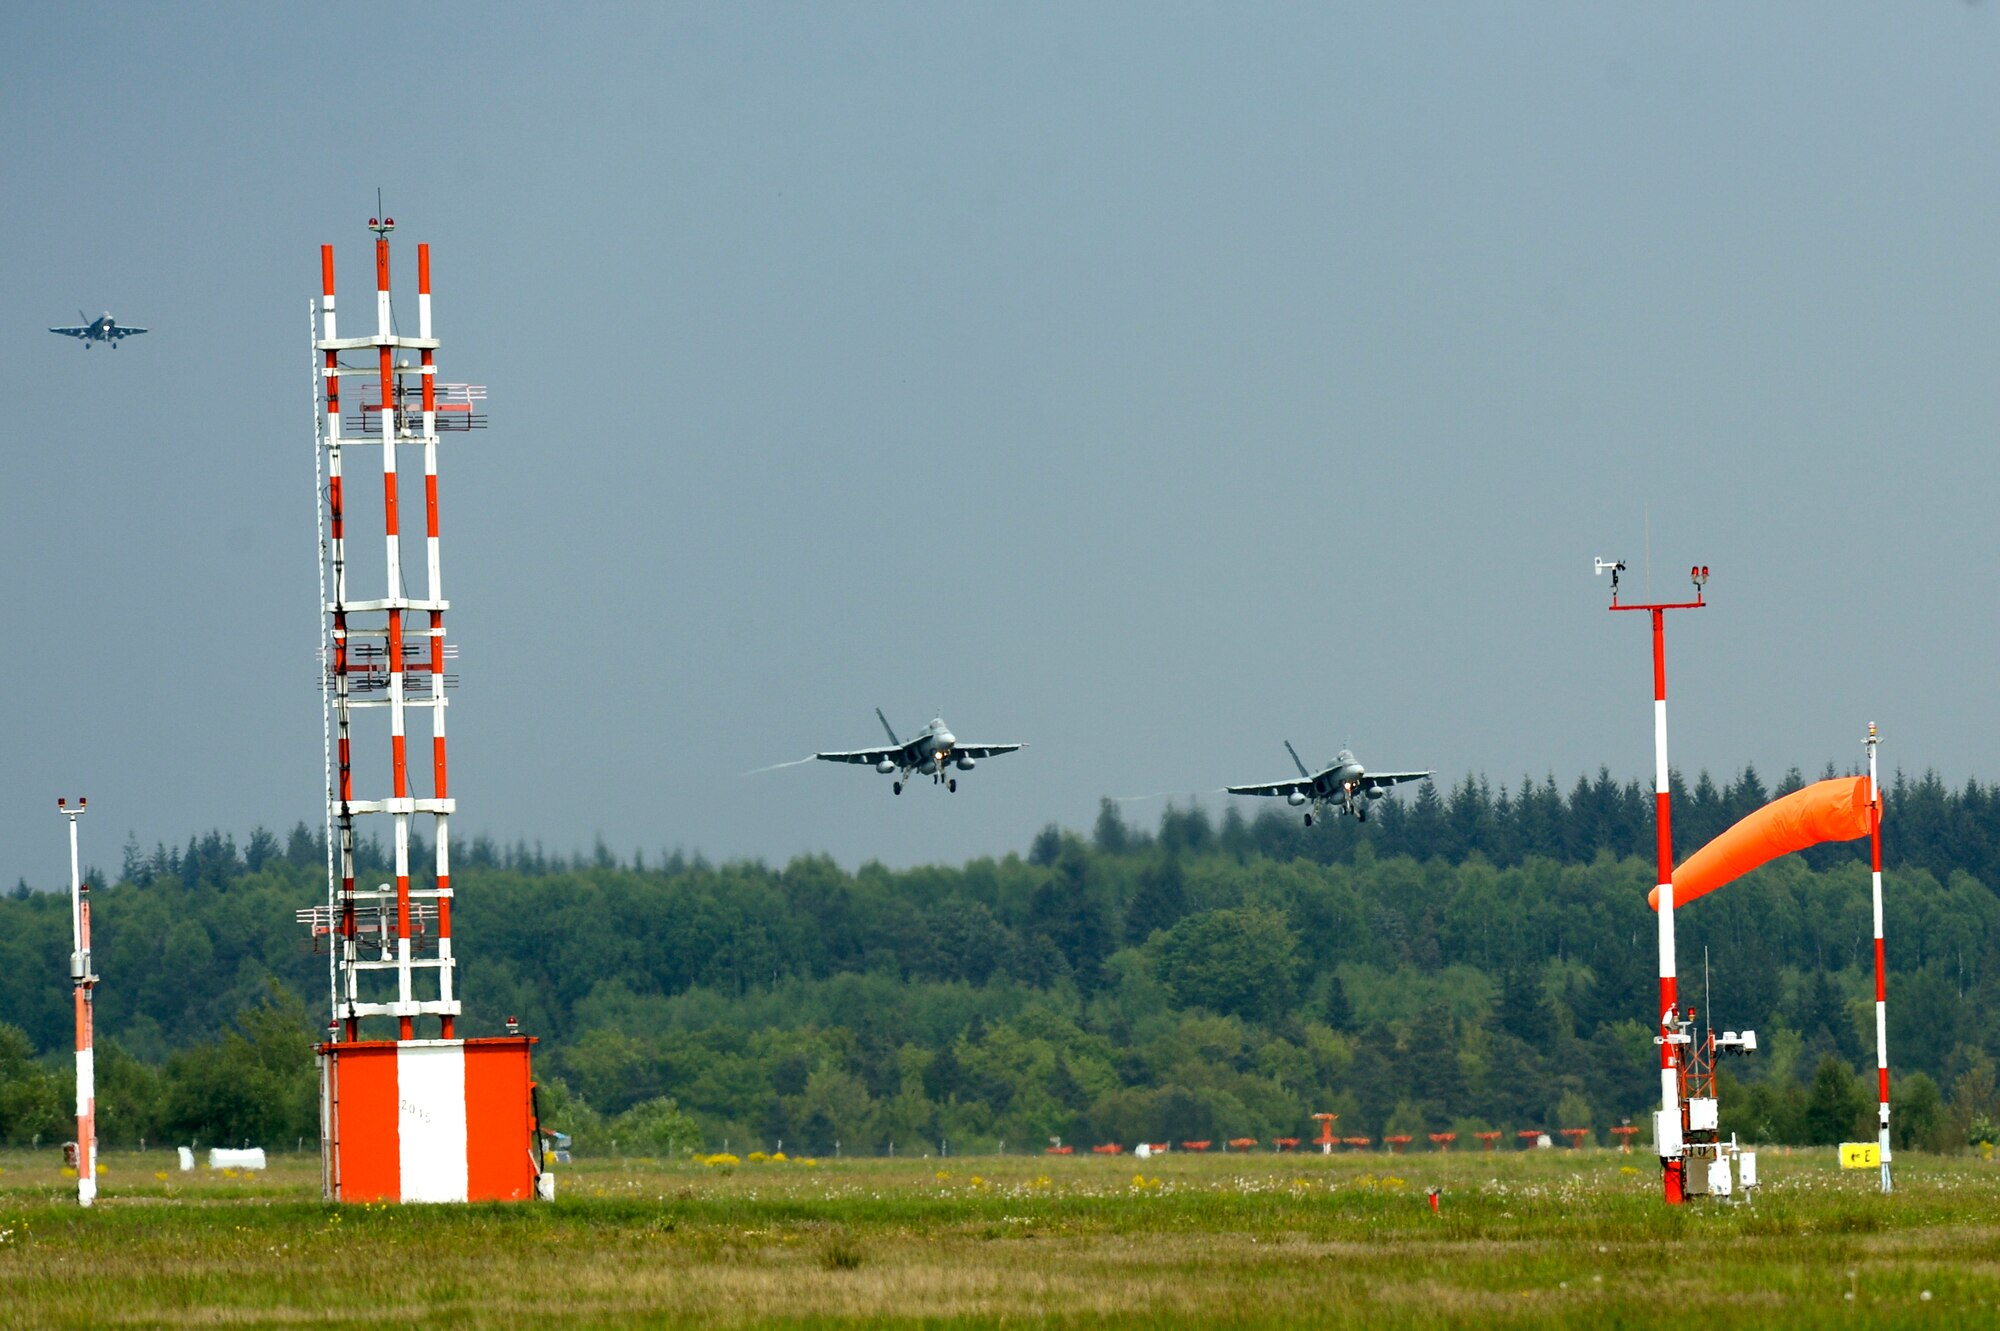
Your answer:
0;1146;1994;1328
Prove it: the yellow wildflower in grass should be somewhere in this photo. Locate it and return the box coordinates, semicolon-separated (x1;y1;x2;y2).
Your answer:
747;1151;769;1163
799;1158;819;1167
1619;1165;1639;1176
154;1171;168;1182
60;1168;76;1180
771;1152;787;1162
934;1170;952;1182
702;1153;741;1168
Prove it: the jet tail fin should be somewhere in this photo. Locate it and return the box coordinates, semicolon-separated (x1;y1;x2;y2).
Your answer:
875;707;902;747
1284;740;1312;779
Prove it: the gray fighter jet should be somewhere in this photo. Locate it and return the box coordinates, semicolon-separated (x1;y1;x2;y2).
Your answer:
1228;742;1430;826
816;710;1024;795
51;311;148;349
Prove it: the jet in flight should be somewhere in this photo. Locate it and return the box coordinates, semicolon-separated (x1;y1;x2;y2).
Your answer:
1227;742;1431;825
816;710;1024;794
50;311;147;349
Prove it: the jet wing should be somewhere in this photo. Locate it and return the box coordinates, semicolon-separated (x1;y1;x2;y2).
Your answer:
815;747;898;766
1226;779;1313;797
1359;770;1431;790
949;743;1023;760
108;326;147;338
50;326;89;338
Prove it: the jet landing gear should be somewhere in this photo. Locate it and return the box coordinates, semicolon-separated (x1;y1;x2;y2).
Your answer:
893;780;903;795
1303;812;1314;827
948;778;958;793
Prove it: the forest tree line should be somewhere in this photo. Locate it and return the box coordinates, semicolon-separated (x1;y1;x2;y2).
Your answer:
2;766;1999;1155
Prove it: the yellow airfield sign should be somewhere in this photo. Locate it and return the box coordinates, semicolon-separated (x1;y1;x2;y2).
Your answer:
1839;1142;1881;1169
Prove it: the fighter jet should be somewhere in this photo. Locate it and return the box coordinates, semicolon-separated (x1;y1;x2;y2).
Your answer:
50;311;147;349
816;710;1024;794
1227;742;1431;826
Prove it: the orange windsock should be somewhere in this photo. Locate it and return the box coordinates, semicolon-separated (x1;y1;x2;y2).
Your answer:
1649;775;1873;911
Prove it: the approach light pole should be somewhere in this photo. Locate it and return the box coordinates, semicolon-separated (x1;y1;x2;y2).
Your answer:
58;797;97;1208
1867;722;1891;1194
1600;559;1708;1206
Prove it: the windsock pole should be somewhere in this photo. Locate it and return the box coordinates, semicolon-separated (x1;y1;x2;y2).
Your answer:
1868;722;1891;1193
59;797;96;1208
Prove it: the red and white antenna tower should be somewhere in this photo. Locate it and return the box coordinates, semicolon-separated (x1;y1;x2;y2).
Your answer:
58;797;96;1207
1867;721;1891;1193
308;215;541;1204
1600;556;1707;1206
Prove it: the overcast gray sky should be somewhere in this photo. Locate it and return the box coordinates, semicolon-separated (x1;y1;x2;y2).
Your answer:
4;4;1997;889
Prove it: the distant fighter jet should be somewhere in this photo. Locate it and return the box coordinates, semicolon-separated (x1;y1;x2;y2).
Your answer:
816;709;1024;794
50;311;147;349
1228;742;1431;825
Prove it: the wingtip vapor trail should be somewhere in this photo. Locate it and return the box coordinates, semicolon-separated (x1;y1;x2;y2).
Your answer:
743;756;818;777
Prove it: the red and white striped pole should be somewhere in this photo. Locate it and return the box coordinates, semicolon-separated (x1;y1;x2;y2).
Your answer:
1649;606;1683;1206
417;242;455;1037
1868;721;1891;1193
58;797;95;1207
321;245;361;1042
375;232;418;1043
416;240;458;1023
1606;561;1708;1206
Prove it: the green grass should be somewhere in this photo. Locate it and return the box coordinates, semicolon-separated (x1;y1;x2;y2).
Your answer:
0;1147;1994;1327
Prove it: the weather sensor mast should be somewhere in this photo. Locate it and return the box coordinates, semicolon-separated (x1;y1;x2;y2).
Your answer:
1601;558;1708;1205
57;798;96;1208
308;215;540;1203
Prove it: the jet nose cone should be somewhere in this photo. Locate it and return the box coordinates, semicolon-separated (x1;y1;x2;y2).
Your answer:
940;733;955;748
